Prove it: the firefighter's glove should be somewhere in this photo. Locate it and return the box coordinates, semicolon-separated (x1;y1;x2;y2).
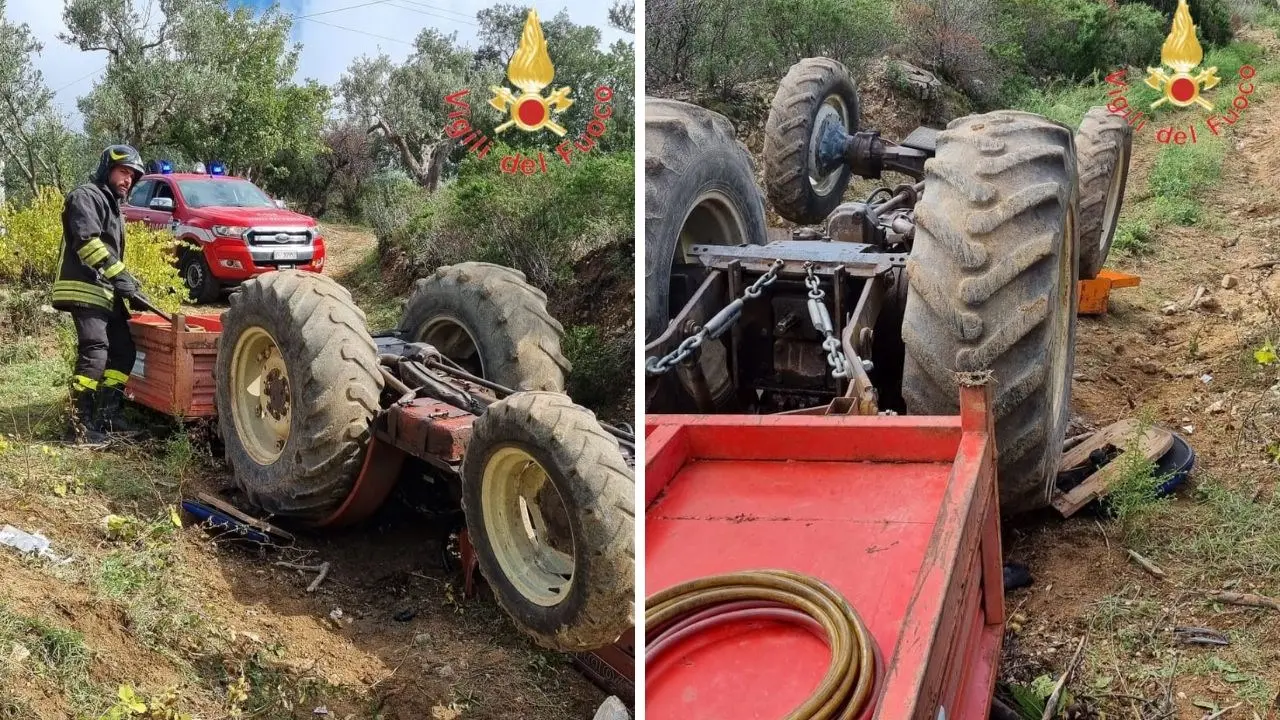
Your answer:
110;272;139;298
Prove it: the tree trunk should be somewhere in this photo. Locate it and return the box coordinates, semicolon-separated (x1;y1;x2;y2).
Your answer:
369;118;436;190
26;145;37;195
423;142;449;193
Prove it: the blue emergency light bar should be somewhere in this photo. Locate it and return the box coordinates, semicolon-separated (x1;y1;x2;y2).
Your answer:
159;160;172;174
209;161;225;176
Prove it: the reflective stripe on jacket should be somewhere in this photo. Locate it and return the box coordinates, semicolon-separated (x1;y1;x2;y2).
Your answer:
53;182;126;311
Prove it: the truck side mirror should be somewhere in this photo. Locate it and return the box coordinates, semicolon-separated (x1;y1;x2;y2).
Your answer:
149;197;174;212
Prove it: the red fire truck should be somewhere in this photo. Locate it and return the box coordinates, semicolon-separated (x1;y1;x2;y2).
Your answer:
122;162;326;303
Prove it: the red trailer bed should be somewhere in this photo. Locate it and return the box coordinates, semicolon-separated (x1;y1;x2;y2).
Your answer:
644;383;1004;719
126;313;222;419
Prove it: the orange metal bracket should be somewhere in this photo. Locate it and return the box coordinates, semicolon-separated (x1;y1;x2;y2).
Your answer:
1078;269;1140;316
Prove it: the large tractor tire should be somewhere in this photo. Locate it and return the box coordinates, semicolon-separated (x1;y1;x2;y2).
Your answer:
399;262;569;392
215;270;384;521
645;98;767;409
461;391;634;652
1075;107;1132;280
763;57;860;225
902;111;1081;515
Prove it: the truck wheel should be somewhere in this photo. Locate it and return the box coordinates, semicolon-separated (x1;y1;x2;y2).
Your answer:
179;247;221;304
461;391;633;652
645;98;767;408
901;111;1080;515
763;57;860;225
1076;107;1132;280
400;262;568;392
215;270;384;521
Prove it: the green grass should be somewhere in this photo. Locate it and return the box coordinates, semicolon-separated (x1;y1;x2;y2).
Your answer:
1012;81;1106;127
1084;587;1166;658
95;517;200;652
0;356;67;439
337;249;403;331
0;603;99;713
1149;479;1280;583
1147;136;1228;204
1112;215;1156;255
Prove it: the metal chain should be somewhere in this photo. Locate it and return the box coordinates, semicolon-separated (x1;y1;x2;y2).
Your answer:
804;262;851;379
646;260;785;375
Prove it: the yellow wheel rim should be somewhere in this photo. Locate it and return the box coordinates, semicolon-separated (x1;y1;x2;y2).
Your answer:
480;446;575;607
229;326;291;465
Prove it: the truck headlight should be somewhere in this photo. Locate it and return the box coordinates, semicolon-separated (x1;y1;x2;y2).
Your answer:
212;225;248;237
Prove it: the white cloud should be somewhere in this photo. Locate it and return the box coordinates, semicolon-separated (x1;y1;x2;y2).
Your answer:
4;0;630;132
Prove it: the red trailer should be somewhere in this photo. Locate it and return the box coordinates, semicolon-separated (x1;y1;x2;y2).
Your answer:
644;381;1004;719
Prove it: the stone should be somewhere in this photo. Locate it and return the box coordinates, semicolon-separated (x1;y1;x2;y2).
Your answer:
1222;274;1239;289
1196;295;1221;312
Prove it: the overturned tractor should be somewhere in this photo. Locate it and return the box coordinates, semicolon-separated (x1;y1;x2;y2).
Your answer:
644;57;1132;515
128;262;635;659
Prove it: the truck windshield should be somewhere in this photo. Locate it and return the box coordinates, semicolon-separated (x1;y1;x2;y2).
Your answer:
176;179;276;209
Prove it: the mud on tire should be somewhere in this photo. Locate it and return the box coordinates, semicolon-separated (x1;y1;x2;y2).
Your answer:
399;262;569;392
1075;106;1132;280
901;111;1080;515
763;57;860;225
645;97;768;340
215;270;384;521
645;98;767;410
461;391;634;652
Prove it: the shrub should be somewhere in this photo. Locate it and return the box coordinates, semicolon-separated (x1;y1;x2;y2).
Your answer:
359;170;427;251
0;187;184;314
1101;3;1167;70
1122;0;1233;46
562;325;632;416
648;0;895;96
385;146;634;291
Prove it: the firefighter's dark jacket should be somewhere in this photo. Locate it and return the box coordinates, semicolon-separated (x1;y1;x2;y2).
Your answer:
53;182;128;311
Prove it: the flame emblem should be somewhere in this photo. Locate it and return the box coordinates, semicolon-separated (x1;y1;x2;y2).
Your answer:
1145;0;1220;109
489;10;574;135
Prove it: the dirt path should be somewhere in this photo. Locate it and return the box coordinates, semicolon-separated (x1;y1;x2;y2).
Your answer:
999;29;1280;716
319;223;379;279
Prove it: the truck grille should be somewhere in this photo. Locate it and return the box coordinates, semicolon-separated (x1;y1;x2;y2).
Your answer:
247;228;312;245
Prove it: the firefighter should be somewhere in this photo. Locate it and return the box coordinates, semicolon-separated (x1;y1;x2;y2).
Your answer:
55;145;147;443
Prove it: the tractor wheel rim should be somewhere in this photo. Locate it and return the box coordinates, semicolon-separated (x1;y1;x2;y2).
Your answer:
416;316;485;379
229;326;291;465
808;95;849;196
1101;144;1128;255
670;190;741;402
1048;211;1075;452
481;446;575;607
676;189;743;263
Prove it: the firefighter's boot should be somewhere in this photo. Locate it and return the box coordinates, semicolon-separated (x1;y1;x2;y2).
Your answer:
65;377;106;444
96;370;140;434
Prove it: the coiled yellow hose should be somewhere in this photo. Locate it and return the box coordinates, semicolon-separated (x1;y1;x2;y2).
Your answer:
645;569;878;720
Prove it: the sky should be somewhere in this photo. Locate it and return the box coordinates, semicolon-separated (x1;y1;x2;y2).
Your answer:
4;0;628;131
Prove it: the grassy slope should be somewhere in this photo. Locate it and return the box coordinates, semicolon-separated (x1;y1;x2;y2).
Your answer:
996;19;1280;716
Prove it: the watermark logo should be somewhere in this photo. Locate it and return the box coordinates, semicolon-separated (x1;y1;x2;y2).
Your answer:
1104;0;1256;143
1144;0;1219;109
441;9;617;174
488;10;574;136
